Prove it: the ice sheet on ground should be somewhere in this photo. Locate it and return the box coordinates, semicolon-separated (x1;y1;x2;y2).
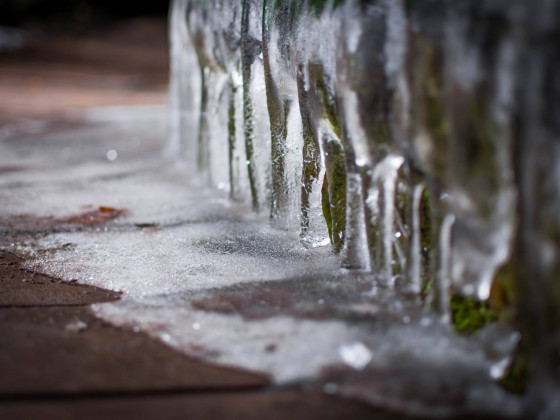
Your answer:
0;106;521;417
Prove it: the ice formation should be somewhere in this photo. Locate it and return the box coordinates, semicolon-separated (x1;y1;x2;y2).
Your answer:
169;0;521;308
1;0;559;417
167;0;560;417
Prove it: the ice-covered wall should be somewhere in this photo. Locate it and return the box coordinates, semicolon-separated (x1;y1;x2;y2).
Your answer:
169;0;560;416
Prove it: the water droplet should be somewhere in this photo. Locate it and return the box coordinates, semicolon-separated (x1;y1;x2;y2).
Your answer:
490;358;511;380
106;149;118;161
395;231;402;239
192;322;201;330
338;342;372;370
318;299;325;305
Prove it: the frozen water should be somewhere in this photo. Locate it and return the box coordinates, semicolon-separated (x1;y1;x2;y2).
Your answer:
106;149;118;161
338;342;372;370
0;104;523;417
6;0;560;415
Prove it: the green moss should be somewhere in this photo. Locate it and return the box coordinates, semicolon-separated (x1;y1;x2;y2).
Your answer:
499;341;531;394
424;67;449;179
321;174;333;238
451;294;498;335
489;261;518;323
419;186;433;299
309;0;345;15
392;168;409;275
490;261;530;393
227;81;236;199
324;139;346;253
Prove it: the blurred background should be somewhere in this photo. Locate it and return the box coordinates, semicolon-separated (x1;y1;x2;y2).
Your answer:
0;0;170;126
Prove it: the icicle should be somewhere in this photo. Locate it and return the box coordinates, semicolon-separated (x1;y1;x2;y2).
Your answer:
362;155;404;285
342;172;370;270
241;0;264;211
167;0;199;165
379;156;404;285
433;213;455;323
406;184;425;294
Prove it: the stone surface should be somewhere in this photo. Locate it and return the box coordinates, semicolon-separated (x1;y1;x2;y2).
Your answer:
0;391;414;420
0;250;269;396
0;306;268;396
0;251;120;307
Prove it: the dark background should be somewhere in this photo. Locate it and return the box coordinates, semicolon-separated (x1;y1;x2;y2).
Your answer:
0;0;170;126
0;1;169;30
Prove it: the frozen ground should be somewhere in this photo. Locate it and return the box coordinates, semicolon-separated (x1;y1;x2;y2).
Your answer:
0;106;522;418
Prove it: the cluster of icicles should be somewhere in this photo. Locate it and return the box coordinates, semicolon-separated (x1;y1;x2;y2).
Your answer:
168;0;519;321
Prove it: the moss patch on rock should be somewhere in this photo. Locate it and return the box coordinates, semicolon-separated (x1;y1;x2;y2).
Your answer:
451;294;498;335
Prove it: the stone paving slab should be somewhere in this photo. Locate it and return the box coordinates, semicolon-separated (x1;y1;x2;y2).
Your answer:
0;250;269;396
0;390;420;420
0;251;120;307
0;306;269;396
